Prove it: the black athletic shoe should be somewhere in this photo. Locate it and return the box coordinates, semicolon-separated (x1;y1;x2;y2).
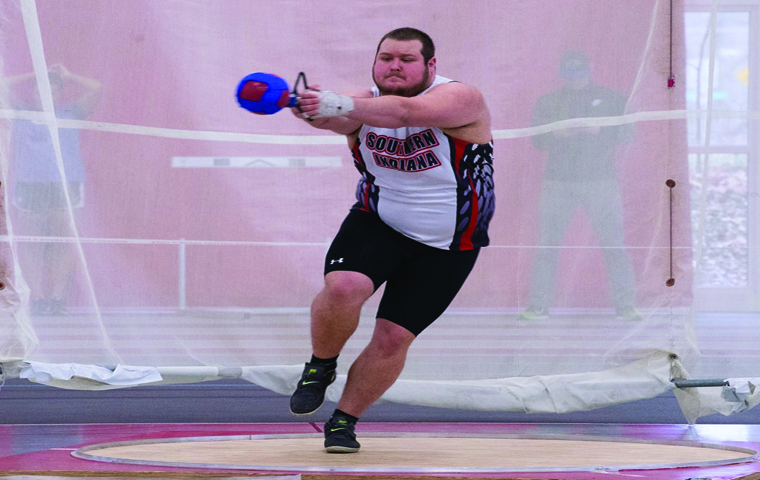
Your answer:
324;416;360;453
289;362;337;416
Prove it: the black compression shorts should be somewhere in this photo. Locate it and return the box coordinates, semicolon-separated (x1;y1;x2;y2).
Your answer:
324;209;479;336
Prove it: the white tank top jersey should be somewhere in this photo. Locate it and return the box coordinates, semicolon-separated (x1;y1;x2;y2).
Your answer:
350;75;495;251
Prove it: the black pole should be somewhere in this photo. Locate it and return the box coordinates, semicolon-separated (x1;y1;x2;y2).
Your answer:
673;379;729;388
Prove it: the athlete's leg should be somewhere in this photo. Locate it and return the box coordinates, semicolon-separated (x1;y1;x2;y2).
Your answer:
336;318;414;417
322;240;479;452
291;210;409;416
337;245;480;417
310;211;410;357
311;270;374;358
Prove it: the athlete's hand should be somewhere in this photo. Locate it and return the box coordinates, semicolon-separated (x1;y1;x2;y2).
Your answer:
292;85;320;121
297;88;354;119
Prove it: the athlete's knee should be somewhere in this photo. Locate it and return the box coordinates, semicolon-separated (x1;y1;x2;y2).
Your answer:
322;271;374;305
370;320;415;358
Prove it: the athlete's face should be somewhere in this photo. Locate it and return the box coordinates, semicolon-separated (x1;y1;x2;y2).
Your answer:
373;39;435;97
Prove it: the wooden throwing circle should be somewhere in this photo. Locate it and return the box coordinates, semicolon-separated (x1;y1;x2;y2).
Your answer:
73;433;758;473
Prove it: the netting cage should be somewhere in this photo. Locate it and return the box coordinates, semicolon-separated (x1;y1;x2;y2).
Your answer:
0;0;758;421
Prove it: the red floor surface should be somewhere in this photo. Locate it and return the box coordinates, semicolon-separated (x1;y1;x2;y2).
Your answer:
0;423;758;479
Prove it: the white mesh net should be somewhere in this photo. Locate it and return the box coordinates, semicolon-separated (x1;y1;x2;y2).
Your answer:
0;0;757;420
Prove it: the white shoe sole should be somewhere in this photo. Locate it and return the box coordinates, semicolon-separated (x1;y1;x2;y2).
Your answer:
325;445;360;453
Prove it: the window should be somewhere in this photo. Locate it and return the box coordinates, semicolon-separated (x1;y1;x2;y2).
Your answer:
685;1;759;310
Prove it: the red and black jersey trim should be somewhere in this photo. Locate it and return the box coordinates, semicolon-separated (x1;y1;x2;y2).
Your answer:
350;137;380;213
446;134;495;251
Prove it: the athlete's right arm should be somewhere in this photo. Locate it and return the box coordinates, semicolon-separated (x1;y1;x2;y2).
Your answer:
291;88;372;135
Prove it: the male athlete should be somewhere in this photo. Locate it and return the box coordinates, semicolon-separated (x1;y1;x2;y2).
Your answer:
289;27;495;453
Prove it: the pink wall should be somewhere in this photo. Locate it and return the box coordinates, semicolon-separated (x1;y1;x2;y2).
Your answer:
4;0;690;310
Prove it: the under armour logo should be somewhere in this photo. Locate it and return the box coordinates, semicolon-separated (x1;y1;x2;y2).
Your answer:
330;258;344;264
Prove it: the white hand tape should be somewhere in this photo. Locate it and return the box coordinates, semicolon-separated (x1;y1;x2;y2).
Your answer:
316;91;355;118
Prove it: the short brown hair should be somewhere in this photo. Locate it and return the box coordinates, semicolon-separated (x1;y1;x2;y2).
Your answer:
376;28;435;63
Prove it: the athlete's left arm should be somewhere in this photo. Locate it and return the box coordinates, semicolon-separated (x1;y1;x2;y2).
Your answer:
349;83;486;129
302;82;487;130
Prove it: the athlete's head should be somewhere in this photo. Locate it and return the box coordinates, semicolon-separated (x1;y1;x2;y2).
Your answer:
373;27;436;97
